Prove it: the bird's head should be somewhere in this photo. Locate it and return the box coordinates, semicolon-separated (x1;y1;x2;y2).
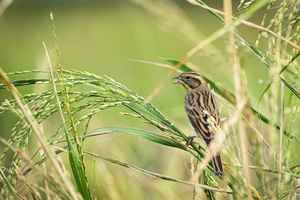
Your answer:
173;72;202;90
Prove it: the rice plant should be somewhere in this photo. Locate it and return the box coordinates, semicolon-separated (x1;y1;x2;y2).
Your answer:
1;0;300;199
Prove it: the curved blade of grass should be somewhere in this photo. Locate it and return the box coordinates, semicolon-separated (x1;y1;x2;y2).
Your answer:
67;140;92;200
121;102;212;164
258;82;272;103
281;78;300;99
123;102;187;138
57;88;93;200
84;151;232;194
87;127;187;150
32;147;231;194
258;77;300;102
28;126;213;179
258;52;300;102
279;51;300;74
0;79;49;89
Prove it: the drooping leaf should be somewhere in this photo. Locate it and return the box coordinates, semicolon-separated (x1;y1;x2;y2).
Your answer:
87;127;187;150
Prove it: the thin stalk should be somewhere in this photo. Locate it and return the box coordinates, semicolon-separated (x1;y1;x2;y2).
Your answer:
0;0;13;16
270;5;283;196
278;82;284;190
84;151;232;194
223;0;252;199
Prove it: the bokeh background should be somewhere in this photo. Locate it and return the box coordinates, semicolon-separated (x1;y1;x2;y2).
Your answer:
1;1;298;199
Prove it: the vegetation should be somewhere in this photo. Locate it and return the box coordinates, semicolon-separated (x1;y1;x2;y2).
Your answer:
0;0;300;199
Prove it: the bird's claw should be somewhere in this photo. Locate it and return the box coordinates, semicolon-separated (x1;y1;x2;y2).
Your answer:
186;136;197;146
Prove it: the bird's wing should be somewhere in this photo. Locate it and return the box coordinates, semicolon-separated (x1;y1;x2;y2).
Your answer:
185;89;220;143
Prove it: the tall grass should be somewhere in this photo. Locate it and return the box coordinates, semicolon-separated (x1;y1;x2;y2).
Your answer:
1;0;300;199
0;68;229;199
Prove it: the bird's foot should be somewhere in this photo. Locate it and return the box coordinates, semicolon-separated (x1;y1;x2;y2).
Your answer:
186;136;197;146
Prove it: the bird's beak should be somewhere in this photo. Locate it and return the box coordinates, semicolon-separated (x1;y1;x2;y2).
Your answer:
173;76;182;84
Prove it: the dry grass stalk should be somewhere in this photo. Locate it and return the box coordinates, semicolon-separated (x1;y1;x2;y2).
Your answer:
259;2;292;195
0;138;70;199
0;0;13;16
223;0;252;199
129;59;182;73
42;42;72;141
272;5;284;194
278;82;285;189
191;99;246;182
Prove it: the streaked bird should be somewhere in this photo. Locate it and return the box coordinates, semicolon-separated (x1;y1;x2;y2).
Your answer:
174;72;224;177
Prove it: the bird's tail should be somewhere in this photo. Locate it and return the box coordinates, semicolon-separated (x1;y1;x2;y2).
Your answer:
211;154;223;177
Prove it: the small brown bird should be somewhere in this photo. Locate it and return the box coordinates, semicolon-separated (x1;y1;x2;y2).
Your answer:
174;72;223;177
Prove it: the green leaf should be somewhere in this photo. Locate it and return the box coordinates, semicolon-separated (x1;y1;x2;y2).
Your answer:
280;52;300;74
87;127;187;150
0;79;49;89
67;140;93;200
123;101;186;138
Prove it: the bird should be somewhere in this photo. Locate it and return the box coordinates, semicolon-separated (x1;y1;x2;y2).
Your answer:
174;71;224;177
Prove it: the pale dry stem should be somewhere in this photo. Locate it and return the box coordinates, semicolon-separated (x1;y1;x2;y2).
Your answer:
224;0;253;199
0;0;12;16
192;99;246;181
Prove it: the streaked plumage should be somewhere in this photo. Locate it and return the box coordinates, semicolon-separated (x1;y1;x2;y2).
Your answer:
174;72;223;177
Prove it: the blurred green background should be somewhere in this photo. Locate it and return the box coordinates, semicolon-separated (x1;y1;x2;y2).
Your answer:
1;1;294;199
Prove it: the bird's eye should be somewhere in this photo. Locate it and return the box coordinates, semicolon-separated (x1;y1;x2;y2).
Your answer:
186;77;191;80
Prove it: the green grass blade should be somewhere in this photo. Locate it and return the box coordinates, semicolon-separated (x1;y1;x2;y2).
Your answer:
87;127;187;150
123;102;186;138
84;151;232;194
67;140;92;200
279;51;300;74
0;79;49;89
258;82;272;103
281;78;300;99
